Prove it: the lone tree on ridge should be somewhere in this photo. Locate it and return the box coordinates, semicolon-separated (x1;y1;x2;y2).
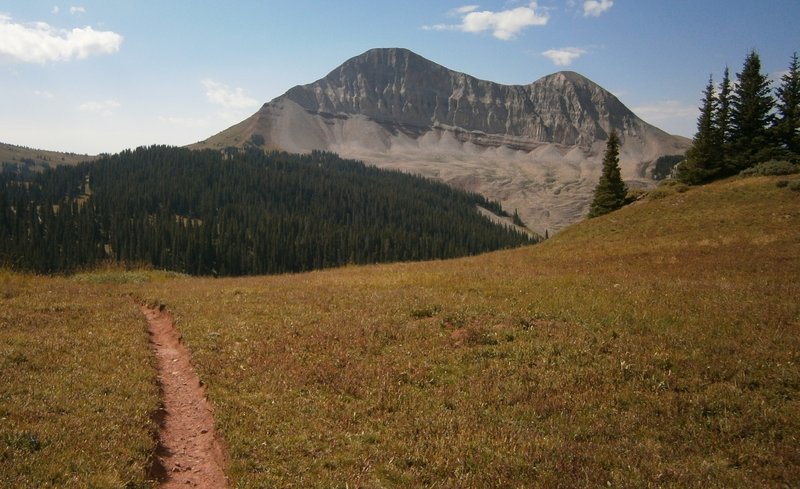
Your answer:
588;129;627;218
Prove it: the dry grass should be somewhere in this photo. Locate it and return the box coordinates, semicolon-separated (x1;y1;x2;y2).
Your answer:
0;141;93;168
1;175;797;487
0;272;161;488
135;175;800;487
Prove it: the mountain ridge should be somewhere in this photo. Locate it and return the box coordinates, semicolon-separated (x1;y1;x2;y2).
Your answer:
195;48;690;233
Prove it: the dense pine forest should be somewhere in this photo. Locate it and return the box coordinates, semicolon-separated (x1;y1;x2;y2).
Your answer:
0;146;535;276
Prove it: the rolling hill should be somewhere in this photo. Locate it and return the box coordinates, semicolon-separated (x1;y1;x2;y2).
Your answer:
0;141;94;171
2;173;798;487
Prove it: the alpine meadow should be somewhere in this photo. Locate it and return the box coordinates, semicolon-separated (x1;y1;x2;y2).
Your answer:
1;1;800;488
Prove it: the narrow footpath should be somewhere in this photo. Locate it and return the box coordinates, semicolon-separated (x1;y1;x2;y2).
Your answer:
141;304;228;488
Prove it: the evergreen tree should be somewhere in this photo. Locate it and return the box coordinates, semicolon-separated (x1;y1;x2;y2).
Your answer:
589;130;627;218
773;52;800;160
679;76;721;184
716;67;733;164
729;50;776;173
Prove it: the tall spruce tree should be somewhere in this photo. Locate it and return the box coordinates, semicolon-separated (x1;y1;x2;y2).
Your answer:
729;50;776;173
679;76;721;184
716;67;733;165
773;52;800;160
588;130;627;218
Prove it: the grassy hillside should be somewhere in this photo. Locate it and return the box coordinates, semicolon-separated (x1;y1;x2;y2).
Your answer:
141;175;799;487
0;142;93;171
2;174;798;487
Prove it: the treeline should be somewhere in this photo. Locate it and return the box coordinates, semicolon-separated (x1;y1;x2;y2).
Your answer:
679;51;799;184
0;146;535;276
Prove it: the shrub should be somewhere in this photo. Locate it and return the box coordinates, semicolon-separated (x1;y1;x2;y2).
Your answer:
624;188;647;205
740;160;800;176
776;180;789;188
647;181;689;200
789;181;800;192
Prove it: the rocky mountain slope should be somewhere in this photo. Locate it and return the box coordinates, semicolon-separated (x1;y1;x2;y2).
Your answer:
195;48;690;234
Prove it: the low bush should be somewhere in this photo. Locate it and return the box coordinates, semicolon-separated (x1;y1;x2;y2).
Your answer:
740;160;799;176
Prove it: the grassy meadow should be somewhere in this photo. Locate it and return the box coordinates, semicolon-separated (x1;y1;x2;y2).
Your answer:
2;174;799;487
0;271;164;488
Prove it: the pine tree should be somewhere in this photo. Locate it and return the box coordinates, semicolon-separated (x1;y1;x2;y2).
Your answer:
773;52;800;160
729;50;776;173
588;130;627;218
679;76;721;184
716;67;733;164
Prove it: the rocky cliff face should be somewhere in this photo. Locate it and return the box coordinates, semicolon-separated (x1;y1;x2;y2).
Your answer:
285;49;642;147
196;48;690;234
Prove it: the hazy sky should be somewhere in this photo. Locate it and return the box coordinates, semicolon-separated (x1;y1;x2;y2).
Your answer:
1;1;798;154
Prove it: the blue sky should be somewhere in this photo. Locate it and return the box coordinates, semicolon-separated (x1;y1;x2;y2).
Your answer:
1;0;798;154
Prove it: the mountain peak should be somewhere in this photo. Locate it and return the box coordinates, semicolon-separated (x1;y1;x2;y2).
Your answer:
197;48;690;234
281;47;649;145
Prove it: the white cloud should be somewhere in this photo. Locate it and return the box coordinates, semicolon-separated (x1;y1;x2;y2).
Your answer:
424;2;548;40
34;89;55;99
0;14;122;63
542;47;587;66
583;0;613;17
51;6;60;15
79;99;120;116
201;79;259;110
451;5;479;15
69;6;86;15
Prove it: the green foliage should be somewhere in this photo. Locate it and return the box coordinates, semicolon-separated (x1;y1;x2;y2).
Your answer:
647;179;689;200
588;130;627;218
729;50;776;172
0;146;535;276
247;133;265;147
774;52;800;160
682;51;799;185
511;209;525;227
739;160;800;176
716;67;733;157
679;76;722;184
651;154;685;180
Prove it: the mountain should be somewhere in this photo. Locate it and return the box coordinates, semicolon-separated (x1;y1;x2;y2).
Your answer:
194;48;691;234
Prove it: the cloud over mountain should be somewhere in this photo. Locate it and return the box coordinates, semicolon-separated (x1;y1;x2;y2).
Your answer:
423;2;548;40
542;47;587;66
202;79;258;110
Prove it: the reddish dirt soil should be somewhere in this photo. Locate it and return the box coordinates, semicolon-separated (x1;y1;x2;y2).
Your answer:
141;304;228;488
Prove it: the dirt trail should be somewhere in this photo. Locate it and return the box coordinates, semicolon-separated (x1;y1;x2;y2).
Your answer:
141;304;228;488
